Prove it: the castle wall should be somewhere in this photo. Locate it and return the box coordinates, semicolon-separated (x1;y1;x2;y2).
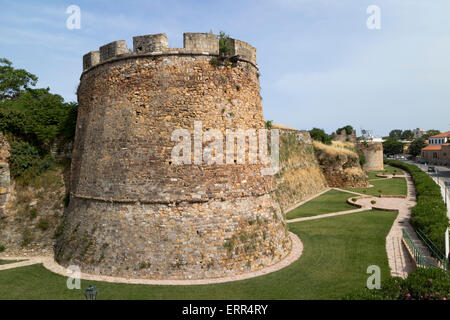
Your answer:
272;126;328;212
0;133;10;215
357;142;384;171
57;33;290;280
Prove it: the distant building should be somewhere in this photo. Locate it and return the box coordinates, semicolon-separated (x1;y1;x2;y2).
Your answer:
421;131;450;165
413;128;427;139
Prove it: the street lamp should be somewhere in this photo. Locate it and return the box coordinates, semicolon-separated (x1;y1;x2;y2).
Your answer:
84;285;98;300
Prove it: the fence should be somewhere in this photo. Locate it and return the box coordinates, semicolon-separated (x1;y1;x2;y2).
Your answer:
416;229;448;272
402;229;434;268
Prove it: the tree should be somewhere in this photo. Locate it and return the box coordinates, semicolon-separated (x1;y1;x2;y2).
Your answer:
409;138;426;157
0;58;37;101
309;128;332;145
383;138;404;156
400;129;413;140
422;129;441;140
389;129;402;140
336;125;354;135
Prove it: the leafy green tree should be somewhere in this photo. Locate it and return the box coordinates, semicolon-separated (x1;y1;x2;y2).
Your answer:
336;125;354;135
388;129;402;140
408;138;426;157
309;128;332;145
400;129;413;140
0;58;37;101
422;129;441;140
383;138;404;156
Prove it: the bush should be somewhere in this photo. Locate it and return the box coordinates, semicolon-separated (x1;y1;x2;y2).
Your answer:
309;128;332;145
345;268;450;300
0;244;5;252
385;160;449;251
37;218;49;231
371;200;376;204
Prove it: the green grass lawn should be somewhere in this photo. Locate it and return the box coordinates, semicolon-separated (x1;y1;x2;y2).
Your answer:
0;259;25;265
366;165;403;180
0;210;396;300
345;178;407;196
286;189;356;220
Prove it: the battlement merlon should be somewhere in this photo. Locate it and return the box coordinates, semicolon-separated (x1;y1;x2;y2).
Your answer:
82;33;258;71
99;40;128;63
83;51;100;70
133;33;168;53
227;38;257;66
183;32;219;54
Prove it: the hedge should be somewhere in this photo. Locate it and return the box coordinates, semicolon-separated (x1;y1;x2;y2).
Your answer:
385;160;449;252
345;267;450;300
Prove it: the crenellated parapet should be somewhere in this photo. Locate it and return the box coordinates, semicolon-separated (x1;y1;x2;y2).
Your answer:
82;32;257;71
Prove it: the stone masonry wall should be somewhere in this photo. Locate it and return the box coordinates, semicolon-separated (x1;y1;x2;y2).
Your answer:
272;125;328;212
56;33;290;280
0;133;10;215
357;142;384;171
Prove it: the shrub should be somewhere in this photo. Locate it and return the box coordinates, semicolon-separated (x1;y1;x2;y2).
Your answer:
309;128;332;145
385;160;449;251
345;268;450;300
371;200;376;205
0;244;5;252
352;198;357;202
37;218;49;231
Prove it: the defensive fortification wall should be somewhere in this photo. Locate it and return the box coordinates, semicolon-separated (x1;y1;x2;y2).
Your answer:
357;142;384;171
272;125;328;212
56;33;290;280
0;133;10;215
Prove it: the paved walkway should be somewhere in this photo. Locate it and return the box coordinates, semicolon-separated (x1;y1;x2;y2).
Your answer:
0;232;303;285
288;171;436;279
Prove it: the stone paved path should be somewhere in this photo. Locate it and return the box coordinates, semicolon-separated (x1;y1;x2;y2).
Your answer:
288;171;436;279
0;232;303;285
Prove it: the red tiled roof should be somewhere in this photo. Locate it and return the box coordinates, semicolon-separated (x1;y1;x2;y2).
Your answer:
430;131;450;138
422;145;442;151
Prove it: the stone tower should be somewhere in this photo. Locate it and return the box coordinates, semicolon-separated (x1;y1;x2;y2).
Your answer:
55;33;291;280
357;142;384;171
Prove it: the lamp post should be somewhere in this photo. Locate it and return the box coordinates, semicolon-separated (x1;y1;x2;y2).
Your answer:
84;285;98;300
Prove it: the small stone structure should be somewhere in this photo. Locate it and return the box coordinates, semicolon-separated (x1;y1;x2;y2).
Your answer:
56;33;290;280
0;133;10;215
332;129;357;144
357;142;384;171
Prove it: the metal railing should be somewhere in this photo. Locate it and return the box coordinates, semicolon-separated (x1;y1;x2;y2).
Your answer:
416;229;448;272
402;229;434;268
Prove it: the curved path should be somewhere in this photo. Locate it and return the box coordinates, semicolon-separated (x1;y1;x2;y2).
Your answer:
287;171;435;279
0;232;303;285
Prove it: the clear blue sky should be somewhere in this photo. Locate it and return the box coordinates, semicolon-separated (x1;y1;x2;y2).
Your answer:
1;0;449;137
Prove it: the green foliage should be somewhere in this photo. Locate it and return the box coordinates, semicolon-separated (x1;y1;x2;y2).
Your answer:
409;137;426;157
0;89;77;147
357;151;366;167
309;128;331;145
8;139;54;178
423;130;441;140
0;58;37;101
218;31;231;55
388;129;403;140
382;138;404;156
0;244;4;252
400;129;413;140
37;219;49;231
336;125;353;135
265;120;273;130
0;58;77;182
385;160;449;251
346;268;450;300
